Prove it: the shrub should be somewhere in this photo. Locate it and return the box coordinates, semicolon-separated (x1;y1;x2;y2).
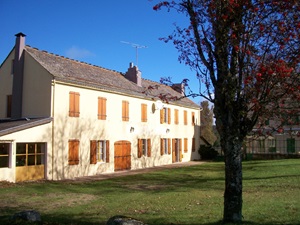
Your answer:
199;145;218;160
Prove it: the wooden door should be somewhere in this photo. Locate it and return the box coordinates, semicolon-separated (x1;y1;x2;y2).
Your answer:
114;141;131;171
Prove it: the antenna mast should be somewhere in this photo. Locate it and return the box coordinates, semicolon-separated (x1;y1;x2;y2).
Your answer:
121;41;148;66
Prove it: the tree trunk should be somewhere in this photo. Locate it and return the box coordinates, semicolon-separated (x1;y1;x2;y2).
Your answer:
222;135;243;223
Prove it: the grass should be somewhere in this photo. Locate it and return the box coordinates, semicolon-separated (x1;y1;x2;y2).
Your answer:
0;159;299;225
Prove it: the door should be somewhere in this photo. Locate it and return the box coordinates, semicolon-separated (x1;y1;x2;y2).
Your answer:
15;143;45;182
172;139;182;163
114;141;131;171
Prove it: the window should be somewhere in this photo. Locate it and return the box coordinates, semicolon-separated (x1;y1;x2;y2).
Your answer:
69;92;80;117
6;95;12;118
287;138;295;153
184;138;188;153
68;140;79;165
141;104;147;122
16;143;45;167
122;100;129;121
160;107;171;124
191;112;195;125
138;139;151;158
184;110;188;125
268;138;276;153
258;139;265;152
98;97;107;120
160;138;171;155
0;143;10;168
90;140;109;164
174;109;179;125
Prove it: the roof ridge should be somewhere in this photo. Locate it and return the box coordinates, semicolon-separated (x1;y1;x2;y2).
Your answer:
25;45;122;74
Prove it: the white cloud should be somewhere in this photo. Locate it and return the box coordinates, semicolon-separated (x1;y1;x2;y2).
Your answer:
65;46;95;59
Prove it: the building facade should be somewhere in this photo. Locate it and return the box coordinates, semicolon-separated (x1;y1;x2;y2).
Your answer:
0;33;201;182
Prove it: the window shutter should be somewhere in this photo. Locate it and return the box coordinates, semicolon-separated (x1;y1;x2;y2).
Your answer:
138;139;142;158
191;112;195;125
106;140;110;163
141;104;147;122
172;139;176;163
74;93;80;117
168;139;171;154
69;92;80;117
122;101;129;121
160;139;164;156
69;140;79;165
90;140;97;164
174;109;178;125
168;108;171;124
69;92;75;117
98;97;107;120
6;95;12;118
160;109;164;124
184;110;187;125
184;138;188;153
147;139;151;157
179;139;182;162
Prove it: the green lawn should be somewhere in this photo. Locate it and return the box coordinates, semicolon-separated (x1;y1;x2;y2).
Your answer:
0;159;299;225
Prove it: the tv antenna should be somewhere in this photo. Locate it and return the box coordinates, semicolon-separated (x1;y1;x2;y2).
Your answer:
121;41;148;66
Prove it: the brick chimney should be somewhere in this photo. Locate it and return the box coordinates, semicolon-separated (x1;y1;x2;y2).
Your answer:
125;62;142;87
171;83;185;96
11;32;26;119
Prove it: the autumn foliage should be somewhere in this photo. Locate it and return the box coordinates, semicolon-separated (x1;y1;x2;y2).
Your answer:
153;0;299;223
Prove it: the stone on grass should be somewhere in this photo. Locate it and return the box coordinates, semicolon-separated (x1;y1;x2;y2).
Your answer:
11;210;41;222
107;215;147;225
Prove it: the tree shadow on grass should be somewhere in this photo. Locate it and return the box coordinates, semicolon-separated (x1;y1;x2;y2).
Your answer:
1;211;298;225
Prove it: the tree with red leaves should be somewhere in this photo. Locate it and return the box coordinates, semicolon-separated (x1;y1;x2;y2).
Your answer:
153;0;300;223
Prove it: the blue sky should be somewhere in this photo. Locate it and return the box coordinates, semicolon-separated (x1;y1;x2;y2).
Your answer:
0;0;202;103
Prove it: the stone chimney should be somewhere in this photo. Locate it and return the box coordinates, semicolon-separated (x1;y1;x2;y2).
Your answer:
11;32;26;119
125;62;142;87
171;83;185;96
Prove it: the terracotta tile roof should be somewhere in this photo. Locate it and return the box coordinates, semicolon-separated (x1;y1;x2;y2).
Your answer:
0;117;52;137
25;46;199;109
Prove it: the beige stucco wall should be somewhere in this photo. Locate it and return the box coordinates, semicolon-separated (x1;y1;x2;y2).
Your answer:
0;122;52;182
0;50;14;119
22;52;53;118
51;82;200;180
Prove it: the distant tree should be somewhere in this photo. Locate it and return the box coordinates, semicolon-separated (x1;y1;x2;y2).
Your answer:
200;101;216;145
153;0;300;223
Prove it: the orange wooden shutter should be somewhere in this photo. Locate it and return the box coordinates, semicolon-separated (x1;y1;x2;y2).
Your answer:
74;93;80;117
69;92;74;117
147;139;151;157
191;112;195;125
106;140;110;163
141;104;147;122
174;109;178;125
122;101;129;121
179;139;182;162
172;139;176;163
98;97;107;120
168;139;171;154
160;109;164;124
184;138;188;153
168;108;171;124
184;110;187;125
138;139;142;158
160;139;164;156
90;140;97;164
69;140;79;165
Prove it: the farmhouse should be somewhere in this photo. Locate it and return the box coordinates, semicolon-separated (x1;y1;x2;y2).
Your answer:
0;33;201;182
